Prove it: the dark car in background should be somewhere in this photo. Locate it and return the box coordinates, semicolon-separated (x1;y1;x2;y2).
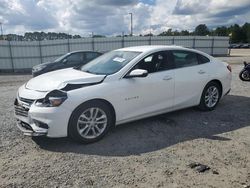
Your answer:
32;51;102;76
229;43;250;49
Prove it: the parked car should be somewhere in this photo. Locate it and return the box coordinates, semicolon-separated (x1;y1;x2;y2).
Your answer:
241;44;250;48
229;43;250;49
15;46;232;143
229;43;242;48
32;51;102;76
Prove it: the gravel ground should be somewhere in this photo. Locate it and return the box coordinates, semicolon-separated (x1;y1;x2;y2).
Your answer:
0;53;250;188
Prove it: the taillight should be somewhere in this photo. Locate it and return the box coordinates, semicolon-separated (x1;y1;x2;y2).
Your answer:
227;65;232;72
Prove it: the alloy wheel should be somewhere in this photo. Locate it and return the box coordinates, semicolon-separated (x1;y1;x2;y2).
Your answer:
204;86;219;108
77;107;107;139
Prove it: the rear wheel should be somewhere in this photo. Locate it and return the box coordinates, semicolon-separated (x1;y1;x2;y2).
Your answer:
239;70;250;81
68;100;114;144
198;82;221;111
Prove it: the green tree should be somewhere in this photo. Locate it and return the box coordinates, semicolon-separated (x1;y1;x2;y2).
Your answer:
194;24;210;36
213;26;228;36
144;33;153;36
180;30;189;36
92;35;105;38
242;23;250;43
158;29;173;36
228;24;245;43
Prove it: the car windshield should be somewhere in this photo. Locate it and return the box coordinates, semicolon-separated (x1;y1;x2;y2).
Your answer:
81;51;141;75
54;53;70;62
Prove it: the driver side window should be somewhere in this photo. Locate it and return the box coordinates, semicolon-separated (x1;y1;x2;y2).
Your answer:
66;53;83;64
133;51;171;74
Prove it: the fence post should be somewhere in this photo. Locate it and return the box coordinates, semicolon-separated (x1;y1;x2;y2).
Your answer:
149;35;152;45
172;37;175;45
211;37;215;55
67;37;70;52
92;37;95;51
8;40;14;72
122;34;124;48
38;40;43;64
192;37;196;49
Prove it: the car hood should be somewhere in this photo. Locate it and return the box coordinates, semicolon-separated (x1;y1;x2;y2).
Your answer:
33;61;54;68
25;68;106;92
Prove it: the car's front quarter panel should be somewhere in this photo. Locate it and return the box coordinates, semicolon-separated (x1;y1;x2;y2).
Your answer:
28;105;72;137
65;80;140;124
65;82;119;116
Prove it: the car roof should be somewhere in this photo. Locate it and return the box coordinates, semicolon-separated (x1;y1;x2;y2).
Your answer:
70;50;102;54
115;45;186;53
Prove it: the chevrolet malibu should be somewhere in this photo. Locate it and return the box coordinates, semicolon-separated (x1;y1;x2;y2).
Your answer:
14;46;232;143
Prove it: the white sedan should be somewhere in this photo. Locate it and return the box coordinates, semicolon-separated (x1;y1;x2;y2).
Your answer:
14;45;232;143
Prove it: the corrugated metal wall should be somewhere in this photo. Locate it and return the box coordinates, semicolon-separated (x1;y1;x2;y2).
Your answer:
0;36;229;71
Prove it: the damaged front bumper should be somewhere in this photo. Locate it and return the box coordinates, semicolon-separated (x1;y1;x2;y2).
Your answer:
16;119;48;136
14;93;71;138
14;97;49;136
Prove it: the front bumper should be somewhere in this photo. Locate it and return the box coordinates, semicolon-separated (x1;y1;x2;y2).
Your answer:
16;119;48;136
14;96;72;138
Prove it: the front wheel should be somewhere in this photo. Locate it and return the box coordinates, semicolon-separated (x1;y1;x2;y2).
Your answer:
68;101;114;144
198;82;221;111
239;70;250;81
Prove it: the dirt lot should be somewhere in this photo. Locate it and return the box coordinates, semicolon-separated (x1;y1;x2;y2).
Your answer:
0;52;250;188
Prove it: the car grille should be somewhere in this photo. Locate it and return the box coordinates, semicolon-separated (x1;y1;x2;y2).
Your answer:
19;97;35;107
15;105;29;117
14;97;35;117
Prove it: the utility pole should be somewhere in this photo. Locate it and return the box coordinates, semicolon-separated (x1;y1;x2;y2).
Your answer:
129;13;133;36
0;22;3;40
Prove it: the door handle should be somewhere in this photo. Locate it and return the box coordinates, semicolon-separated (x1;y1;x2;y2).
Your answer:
198;70;206;74
163;76;173;81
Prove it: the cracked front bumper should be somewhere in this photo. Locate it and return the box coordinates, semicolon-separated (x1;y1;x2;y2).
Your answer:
16;119;48;136
14;98;72;138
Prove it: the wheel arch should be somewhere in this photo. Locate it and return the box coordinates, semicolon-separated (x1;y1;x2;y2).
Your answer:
67;98;116;136
207;79;223;97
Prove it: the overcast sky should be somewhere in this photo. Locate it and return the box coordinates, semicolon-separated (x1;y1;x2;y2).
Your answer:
0;0;250;36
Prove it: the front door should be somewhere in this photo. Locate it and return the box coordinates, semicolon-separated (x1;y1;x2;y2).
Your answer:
114;51;175;122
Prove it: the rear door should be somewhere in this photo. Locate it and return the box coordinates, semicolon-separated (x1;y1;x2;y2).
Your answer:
169;50;210;109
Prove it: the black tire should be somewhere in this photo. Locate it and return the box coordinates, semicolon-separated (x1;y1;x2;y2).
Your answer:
239;70;250;81
68;100;114;144
198;82;221;111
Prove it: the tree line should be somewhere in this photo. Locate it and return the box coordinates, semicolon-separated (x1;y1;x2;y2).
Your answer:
1;23;249;43
156;23;250;43
2;32;81;41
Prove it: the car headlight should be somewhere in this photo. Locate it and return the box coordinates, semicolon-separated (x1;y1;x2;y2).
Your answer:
35;90;67;107
33;64;46;72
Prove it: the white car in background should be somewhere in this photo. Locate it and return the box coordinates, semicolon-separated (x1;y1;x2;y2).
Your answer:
14;45;232;143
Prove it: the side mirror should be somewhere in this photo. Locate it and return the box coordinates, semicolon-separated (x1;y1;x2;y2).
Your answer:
62;58;68;64
126;69;148;78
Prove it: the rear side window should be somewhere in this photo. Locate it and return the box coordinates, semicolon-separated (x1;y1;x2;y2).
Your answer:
170;50;199;68
197;54;210;64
